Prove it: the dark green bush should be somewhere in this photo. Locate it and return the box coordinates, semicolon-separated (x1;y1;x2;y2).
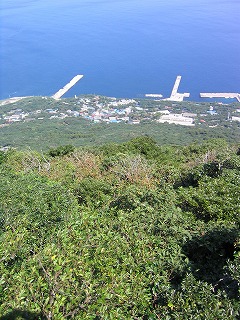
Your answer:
75;177;113;207
48;144;75;157
177;168;240;222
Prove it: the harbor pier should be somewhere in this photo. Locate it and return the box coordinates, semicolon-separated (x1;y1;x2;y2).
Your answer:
166;76;190;101
200;92;240;102
52;75;83;99
145;94;163;98
144;75;190;102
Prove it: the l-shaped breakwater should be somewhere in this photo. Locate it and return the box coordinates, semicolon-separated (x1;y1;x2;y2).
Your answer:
145;76;190;102
168;75;190;101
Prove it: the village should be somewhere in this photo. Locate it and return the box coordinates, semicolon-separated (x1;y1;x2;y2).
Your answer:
1;94;240;128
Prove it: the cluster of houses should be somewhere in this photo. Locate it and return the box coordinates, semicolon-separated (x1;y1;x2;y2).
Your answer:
74;97;138;123
1;108;29;123
0;97;139;125
1;95;239;127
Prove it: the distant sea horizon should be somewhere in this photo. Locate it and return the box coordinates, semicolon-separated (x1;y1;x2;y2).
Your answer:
0;0;240;102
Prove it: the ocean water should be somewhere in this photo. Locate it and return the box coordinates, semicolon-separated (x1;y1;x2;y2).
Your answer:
0;0;240;101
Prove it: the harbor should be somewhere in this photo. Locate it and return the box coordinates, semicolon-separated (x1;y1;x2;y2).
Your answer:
1;74;239;104
145;76;190;102
144;76;240;103
200;92;240;102
167;76;190;102
52;75;84;100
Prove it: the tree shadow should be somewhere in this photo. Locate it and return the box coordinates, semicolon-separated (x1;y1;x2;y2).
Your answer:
174;162;222;189
0;309;46;320
181;228;239;299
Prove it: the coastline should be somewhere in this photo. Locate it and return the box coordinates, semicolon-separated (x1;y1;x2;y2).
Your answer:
0;96;33;106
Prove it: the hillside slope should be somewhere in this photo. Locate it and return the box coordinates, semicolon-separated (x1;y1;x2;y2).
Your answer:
0;137;239;319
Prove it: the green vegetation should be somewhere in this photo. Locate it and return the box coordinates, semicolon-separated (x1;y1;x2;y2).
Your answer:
0;137;239;319
0;96;240;150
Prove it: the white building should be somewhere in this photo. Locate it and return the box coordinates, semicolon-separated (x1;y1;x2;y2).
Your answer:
157;113;195;126
232;116;240;122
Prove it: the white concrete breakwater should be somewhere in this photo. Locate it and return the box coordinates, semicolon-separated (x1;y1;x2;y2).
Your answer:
144;76;239;103
52;75;83;100
167;76;190;102
145;76;190;102
200;92;240;102
145;94;163;98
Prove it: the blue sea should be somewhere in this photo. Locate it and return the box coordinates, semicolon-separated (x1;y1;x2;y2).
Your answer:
0;0;240;101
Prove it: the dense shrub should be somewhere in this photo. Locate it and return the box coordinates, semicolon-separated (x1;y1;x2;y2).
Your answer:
0;139;239;319
48;144;75;157
177;168;240;222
